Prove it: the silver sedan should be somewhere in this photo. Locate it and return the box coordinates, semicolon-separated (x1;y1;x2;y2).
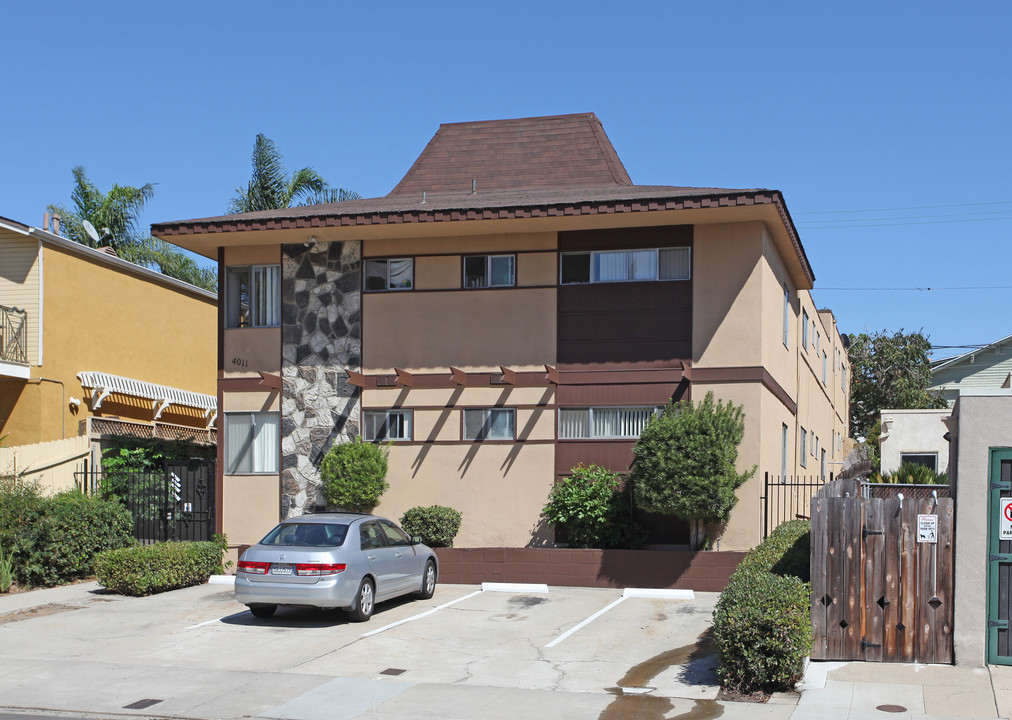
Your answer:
234;512;438;621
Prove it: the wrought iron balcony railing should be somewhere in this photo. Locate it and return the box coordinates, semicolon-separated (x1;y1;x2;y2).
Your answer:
0;304;28;365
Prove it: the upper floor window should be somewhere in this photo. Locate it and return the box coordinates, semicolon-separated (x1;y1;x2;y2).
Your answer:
559;407;660;439
802;309;810;349
463;408;515;441
822;351;828;383
560;247;690;284
364;258;413;291
226;265;280;328
783;284;790;348
464;254;515;288
800;427;808;467
362;409;412;442
224;412;279;474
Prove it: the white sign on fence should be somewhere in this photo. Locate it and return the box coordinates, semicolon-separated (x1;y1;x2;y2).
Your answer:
1000;499;1012;541
917;514;938;544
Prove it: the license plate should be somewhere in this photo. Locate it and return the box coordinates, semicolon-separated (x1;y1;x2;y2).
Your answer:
270;564;293;575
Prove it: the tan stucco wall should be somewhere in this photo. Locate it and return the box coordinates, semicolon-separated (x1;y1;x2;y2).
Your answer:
518;252;557;286
950;392;1012;667
224;245;280;266
0;231;40;364
692;222;763;368
416;256;461;290
224;328;281;378
376;442;556;547
363;288;556;373
1;242;216;446
222;473;281;550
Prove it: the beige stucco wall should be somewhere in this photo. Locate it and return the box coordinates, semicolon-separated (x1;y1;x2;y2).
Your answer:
0;230;40;364
692;222;763;368
376;442;556;547
222;473;281;551
364;288;556;373
949;391;1012;667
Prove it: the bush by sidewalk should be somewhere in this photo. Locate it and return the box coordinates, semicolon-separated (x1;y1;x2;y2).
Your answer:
400;505;462;548
95;540;224;596
0;478;133;588
712;519;812;694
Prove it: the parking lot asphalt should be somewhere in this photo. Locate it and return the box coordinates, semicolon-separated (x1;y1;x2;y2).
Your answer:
0;579;784;720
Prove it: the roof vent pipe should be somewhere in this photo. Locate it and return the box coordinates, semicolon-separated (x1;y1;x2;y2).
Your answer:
52;214;61;236
471;179;476;195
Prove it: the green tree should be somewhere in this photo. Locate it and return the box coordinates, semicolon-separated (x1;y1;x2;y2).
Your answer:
228;134;361;213
847;329;947;440
48;167;217;292
630;392;755;550
320;439;389;512
542;464;644;549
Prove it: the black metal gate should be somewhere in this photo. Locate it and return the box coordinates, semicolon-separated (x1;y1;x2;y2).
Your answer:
76;460;216;543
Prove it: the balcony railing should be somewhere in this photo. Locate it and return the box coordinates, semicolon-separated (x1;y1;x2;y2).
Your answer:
0;305;28;365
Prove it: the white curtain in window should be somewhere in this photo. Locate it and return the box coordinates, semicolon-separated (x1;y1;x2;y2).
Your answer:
594;251;629;282
225;414;253;474
389;259;413;289
559;409;589;439
628;250;656;280
252;414;279;472
659;248;690;280
488;409;514;439
254;265;280;326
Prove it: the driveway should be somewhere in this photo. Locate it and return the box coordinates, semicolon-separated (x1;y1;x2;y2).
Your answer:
0;579;783;720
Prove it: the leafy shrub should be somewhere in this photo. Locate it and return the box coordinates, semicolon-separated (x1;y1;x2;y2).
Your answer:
870;462;947;485
400;506;462;548
542;464;645;549
0;479;133;587
0;540;13;592
95;541;223;596
712;520;812;693
320;439;389;512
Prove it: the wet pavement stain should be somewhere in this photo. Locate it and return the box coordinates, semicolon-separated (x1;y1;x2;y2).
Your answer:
509;595;548;608
598;629;720;720
0;603;81;626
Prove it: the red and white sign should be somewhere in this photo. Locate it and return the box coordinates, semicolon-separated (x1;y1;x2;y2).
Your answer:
1000;499;1012;541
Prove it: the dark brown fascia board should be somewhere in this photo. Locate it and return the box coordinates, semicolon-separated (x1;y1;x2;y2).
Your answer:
691;366;798;416
151;190;814;286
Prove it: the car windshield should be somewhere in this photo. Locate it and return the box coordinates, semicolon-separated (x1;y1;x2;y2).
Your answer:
259;523;349;547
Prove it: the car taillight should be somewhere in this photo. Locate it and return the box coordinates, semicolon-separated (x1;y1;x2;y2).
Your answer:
295;563;347;576
238;560;270;575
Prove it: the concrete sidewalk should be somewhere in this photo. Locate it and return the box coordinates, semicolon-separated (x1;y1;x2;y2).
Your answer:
1;582;1011;720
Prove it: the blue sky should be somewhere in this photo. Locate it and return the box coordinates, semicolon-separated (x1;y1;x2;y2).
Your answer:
2;1;1009;356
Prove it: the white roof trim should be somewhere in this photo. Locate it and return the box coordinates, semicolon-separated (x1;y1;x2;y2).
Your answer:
77;371;216;414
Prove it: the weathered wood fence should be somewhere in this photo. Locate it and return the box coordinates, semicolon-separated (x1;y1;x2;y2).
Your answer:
811;478;954;663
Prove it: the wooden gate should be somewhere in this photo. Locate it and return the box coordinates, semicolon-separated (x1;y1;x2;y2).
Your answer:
811;478;954;663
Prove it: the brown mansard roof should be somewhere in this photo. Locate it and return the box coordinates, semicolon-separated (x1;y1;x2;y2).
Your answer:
389;113;632;195
151;113;814;284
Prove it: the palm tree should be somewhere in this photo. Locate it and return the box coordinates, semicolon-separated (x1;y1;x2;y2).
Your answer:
228;134;361;213
47;166;154;256
49;167;217;293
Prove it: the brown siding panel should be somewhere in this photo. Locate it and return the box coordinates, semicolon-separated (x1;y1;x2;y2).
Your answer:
556;441;636;475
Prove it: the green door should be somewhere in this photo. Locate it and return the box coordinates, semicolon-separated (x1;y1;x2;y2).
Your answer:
987;449;1012;665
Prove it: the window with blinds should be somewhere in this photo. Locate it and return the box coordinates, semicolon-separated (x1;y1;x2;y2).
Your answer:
226;265;280;328
362;410;412;441
224;412;279;474
560;247;690;284
559;407;659;439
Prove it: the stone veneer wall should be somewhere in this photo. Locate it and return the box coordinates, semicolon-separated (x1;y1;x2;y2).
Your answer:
280;240;362;518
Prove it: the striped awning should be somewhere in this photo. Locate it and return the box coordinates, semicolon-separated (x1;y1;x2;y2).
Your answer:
77;371;216;420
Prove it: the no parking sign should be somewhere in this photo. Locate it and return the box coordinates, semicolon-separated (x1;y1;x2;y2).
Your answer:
1000;498;1012;541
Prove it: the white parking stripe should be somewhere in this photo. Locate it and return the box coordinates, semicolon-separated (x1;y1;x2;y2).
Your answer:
360;590;483;637
544;596;627;648
186;617;223;630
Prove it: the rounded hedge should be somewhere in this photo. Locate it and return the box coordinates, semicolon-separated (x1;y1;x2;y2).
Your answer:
320;439;389;512
712;520;812;693
399;505;462;548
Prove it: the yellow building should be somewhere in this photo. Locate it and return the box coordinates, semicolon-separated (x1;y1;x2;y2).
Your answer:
0;215;218;466
153;113;849;553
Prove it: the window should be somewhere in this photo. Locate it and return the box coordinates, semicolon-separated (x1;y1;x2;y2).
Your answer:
813;435;819;458
816;332;821;356
261;523;348;547
379;520;412;547
560;247;690;284
841;361;847;391
802;309;810;349
559;407;659;439
822;351;828;384
362;410;412;442
463;408;515;440
364;258;413;291
781;423;789;479
821;449;827;478
224;412;279;474
464;254;515;288
800;427;808;467
901;453;937;472
783;285;790;347
226;265;280;328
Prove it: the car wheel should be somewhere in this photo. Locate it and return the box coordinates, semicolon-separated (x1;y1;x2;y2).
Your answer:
347;578;375;622
248;604;277;618
417;560;436;599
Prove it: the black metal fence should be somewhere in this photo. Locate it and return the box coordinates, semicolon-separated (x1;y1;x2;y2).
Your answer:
761;471;833;539
76;460;215;543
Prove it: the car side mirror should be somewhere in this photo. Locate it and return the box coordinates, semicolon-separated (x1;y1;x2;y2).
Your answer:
411;536;424;545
